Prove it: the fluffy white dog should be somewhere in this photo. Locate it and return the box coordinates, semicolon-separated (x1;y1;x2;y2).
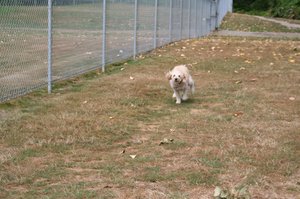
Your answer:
166;65;195;104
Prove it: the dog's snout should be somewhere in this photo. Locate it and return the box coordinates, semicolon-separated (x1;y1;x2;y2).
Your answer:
175;78;178;82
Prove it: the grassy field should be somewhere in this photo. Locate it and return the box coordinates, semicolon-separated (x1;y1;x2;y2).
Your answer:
220;13;300;33
1;29;300;198
1;11;300;199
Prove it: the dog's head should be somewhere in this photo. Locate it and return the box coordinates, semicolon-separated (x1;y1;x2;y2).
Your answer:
166;70;186;84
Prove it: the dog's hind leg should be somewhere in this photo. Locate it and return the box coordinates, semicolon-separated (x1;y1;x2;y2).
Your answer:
188;78;195;94
182;89;189;101
173;90;181;104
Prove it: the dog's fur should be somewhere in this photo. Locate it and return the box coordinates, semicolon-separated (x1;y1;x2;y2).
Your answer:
166;65;195;104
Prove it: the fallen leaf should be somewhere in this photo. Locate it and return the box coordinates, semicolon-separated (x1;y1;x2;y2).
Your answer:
249;78;258;82
234;112;243;117
130;76;134;80
289;97;295;101
214;186;222;197
289;59;296;63
220;190;229;198
129;155;136;159
159;138;174;145
83;101;88;104
130;103;136;107
120;149;126;154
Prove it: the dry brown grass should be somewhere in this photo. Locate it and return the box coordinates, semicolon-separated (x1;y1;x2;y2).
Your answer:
0;34;300;198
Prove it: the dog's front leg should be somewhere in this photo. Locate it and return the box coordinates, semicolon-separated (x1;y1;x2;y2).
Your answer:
173;90;181;104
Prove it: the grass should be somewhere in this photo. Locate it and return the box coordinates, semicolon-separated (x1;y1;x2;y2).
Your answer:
0;16;300;198
220;13;300;33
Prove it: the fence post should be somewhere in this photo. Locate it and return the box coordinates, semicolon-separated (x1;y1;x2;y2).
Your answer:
47;0;52;94
154;0;158;49
188;0;191;38
209;0;212;31
199;0;203;36
169;0;172;42
216;0;219;29
195;0;198;37
102;0;106;72
180;0;183;39
133;0;138;59
202;0;206;36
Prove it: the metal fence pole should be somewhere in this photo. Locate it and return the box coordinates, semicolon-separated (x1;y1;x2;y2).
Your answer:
102;0;106;72
195;0;198;37
133;0;138;59
169;0;173;42
154;0;158;49
201;0;204;37
47;0;52;94
188;0;191;38
203;0;206;35
209;0;212;31
180;0;183;39
216;0;219;29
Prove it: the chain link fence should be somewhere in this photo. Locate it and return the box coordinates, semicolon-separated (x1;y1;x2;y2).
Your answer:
0;0;232;102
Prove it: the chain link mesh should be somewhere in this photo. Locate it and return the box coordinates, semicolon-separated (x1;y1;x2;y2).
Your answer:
0;0;48;102
0;0;232;102
52;0;102;80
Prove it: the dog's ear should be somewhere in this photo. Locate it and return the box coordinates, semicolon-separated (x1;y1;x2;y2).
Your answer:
166;71;172;80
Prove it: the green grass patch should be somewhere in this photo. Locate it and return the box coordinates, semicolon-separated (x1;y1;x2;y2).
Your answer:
187;171;219;186
161;140;189;151
12;148;43;163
